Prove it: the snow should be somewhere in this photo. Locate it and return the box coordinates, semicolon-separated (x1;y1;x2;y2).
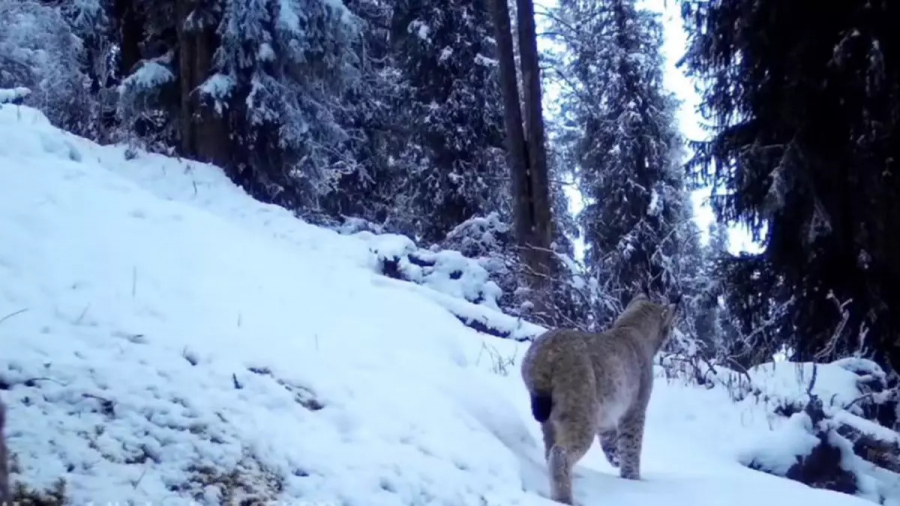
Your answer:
118;60;174;93
748;360;875;413
199;74;236;114
361;232;505;312
258;43;276;62
475;54;499;67
277;0;302;34
832;411;900;446
0;87;30;104
439;47;454;63
647;187;661;216
277;0;357;36
409;20;431;43
739;411;822;475
0;104;878;505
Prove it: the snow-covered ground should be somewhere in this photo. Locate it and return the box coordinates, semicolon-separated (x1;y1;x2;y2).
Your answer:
0;103;878;505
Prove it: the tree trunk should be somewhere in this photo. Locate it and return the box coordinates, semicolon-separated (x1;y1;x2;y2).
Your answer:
491;0;530;241
176;0;229;166
490;0;555;321
515;0;554;311
113;0;142;78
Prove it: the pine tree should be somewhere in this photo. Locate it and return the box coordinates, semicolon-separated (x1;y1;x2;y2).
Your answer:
682;0;900;372
553;0;690;327
389;0;508;244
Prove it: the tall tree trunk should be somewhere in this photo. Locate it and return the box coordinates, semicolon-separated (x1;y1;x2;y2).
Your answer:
515;0;554;305
491;0;530;239
490;0;555;321
113;0;142;78
176;0;229;166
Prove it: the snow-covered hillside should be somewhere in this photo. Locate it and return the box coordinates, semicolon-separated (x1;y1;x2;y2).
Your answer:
0;103;880;505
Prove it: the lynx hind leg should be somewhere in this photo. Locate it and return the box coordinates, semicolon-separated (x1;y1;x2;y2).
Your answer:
541;422;556;460
599;429;620;468
547;419;595;505
548;445;575;505
617;410;647;480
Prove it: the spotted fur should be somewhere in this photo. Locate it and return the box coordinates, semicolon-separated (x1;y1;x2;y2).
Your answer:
520;293;679;504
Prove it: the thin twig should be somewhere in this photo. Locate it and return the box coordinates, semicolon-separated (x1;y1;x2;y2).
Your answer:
22;376;66;387
806;363;819;398
0;308;28;325
75;303;91;325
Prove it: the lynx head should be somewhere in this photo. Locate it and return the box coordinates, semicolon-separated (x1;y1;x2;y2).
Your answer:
615;292;682;351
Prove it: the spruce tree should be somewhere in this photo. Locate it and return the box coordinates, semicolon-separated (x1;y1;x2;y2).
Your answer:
390;0;508;244
682;0;900;372
113;0;362;214
553;0;691;326
0;0;97;136
324;0;404;227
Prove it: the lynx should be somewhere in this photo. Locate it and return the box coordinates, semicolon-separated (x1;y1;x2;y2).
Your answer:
520;293;679;505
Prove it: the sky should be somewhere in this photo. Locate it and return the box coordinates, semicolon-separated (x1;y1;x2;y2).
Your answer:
643;0;762;255
535;0;763;258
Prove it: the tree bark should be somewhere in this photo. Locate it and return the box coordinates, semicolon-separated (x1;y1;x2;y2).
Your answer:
515;0;554;310
491;0;530;241
113;0;142;78
490;0;555;321
176;0;229;166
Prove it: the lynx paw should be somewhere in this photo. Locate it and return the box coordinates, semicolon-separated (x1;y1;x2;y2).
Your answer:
603;447;620;468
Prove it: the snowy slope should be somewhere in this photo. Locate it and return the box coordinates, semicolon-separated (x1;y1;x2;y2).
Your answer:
0;103;874;505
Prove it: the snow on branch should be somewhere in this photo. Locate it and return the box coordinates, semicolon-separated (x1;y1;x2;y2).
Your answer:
0;87;30;105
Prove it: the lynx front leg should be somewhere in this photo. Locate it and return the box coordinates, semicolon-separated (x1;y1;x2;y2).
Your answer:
599;429;620;468
616;410;646;480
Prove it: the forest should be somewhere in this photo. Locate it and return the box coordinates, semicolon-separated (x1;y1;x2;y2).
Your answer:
2;0;900;502
3;0;900;391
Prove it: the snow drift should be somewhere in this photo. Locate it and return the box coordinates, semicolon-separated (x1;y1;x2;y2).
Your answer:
0;102;884;505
